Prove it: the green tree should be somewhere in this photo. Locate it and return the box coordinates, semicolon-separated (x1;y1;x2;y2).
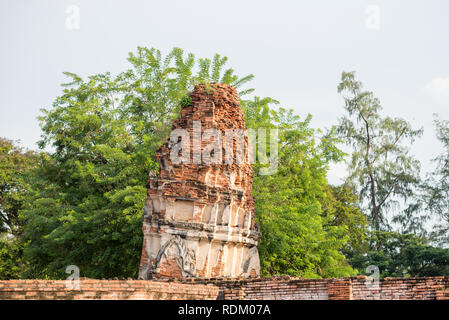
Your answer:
0;138;38;236
20;47;254;279
16;48;372;280
421;116;449;244
0;138;37;279
245;98;357;278
348;231;449;278
0;235;27;279
337;71;423;230
321;185;369;256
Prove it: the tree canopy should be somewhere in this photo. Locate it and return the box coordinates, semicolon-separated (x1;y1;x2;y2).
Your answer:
336;71;423;230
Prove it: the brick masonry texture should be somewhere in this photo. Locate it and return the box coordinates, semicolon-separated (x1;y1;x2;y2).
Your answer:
207;276;449;300
139;83;261;280
1;276;449;300
0;280;219;300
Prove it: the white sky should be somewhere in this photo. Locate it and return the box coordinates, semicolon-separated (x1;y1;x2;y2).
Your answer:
1;0;448;184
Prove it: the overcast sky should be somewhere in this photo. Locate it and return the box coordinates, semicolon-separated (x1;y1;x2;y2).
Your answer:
1;0;448;184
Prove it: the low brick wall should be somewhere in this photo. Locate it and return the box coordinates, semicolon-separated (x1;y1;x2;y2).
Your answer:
0;280;219;300
207;277;329;300
352;276;449;300
225;276;449;300
1;276;449;300
191;276;449;300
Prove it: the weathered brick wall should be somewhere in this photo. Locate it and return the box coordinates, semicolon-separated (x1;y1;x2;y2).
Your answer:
191;276;449;300
1;277;448;300
215;276;449;300
217;277;329;300
352;276;449;300
0;280;219;300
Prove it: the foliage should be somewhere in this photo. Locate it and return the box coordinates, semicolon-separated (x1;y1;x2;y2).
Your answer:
0;235;27;279
336;71;423;230
180;95;192;107
347;231;449;277
321;185;369;254
0;138;38;236
20;47;255;279
420;116;449;244
244;98;358;278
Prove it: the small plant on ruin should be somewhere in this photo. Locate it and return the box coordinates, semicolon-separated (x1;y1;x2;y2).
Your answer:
180;95;192;107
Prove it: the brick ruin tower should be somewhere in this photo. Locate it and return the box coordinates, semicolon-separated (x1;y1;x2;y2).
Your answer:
138;83;261;280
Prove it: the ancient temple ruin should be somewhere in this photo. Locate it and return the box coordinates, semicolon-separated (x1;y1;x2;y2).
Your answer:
138;83;261;280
